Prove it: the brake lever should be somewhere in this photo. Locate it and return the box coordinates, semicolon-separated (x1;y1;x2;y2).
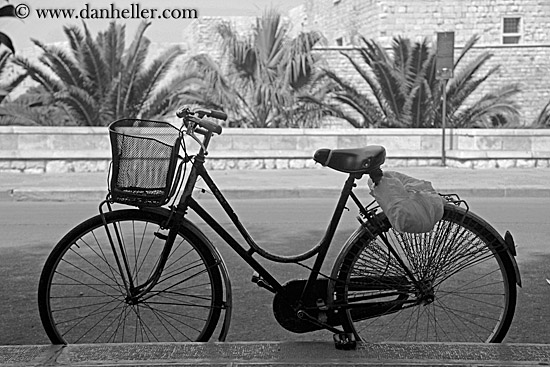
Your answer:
185;122;207;153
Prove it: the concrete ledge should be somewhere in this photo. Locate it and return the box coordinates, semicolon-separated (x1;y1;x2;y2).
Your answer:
1;342;549;366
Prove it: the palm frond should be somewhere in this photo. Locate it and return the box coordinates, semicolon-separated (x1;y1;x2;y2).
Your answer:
455;34;480;69
12;56;63;94
452;84;521;128
285;30;324;90
63;24;85;56
55;86;101;125
98;22;125;81
31;39;86;88
392;36;411;79
532;100;550;128
130;46;183;115
323;70;384;127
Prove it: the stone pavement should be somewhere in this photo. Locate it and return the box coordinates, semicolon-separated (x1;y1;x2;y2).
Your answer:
0;166;549;201
1;341;550;366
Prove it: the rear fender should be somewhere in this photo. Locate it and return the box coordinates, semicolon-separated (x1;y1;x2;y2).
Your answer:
452;207;522;288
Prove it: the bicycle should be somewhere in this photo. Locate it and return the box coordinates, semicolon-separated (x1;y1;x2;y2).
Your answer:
38;107;521;349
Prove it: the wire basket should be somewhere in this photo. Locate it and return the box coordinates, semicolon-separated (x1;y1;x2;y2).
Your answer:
108;119;182;207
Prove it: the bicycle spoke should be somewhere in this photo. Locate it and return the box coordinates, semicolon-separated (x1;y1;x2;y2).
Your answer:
40;210;223;344
334;205;515;343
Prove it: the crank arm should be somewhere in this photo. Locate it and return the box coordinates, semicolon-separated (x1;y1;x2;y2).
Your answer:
296;310;343;335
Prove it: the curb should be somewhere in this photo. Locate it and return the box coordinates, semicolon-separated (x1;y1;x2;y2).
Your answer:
1;342;549;366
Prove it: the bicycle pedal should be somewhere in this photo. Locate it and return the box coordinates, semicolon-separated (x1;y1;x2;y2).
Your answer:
333;332;357;350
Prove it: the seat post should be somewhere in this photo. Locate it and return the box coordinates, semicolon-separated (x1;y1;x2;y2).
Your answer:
369;167;384;185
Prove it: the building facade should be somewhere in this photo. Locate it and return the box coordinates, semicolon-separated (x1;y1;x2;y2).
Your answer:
292;0;550;125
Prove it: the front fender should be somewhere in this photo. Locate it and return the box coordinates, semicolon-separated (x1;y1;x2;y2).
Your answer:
142;207;233;341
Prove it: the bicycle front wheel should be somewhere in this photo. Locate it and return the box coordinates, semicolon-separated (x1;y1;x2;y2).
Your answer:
331;204;517;343
38;209;224;344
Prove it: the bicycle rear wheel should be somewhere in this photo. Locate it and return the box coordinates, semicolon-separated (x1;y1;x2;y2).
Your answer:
331;204;517;343
38;209;224;344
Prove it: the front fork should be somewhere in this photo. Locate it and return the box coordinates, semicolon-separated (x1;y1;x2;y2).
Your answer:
98;200;178;303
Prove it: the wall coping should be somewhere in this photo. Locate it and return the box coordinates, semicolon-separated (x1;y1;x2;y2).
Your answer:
1;126;550;136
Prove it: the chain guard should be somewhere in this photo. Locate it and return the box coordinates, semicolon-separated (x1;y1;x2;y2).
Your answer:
273;278;340;333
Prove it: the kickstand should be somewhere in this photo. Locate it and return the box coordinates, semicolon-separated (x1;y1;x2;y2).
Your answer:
333;332;357;350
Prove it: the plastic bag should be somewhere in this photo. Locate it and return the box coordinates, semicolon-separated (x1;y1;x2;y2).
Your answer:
368;171;446;233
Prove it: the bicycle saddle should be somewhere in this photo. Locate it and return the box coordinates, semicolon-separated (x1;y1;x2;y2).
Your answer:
313;145;386;174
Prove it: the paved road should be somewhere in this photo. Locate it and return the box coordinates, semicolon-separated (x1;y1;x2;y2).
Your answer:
0;197;549;345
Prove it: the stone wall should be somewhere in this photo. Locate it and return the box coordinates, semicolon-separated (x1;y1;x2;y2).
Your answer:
0;126;548;173
303;0;550;46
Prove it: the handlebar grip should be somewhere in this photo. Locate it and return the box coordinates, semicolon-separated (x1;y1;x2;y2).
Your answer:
187;116;222;135
197;118;223;135
209;109;227;121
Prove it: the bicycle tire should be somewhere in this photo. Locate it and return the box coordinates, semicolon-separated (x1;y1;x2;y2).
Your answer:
38;209;224;344
331;204;517;343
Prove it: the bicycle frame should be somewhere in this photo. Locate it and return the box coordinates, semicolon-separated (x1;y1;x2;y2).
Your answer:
99;126;426;338
173;149;364;299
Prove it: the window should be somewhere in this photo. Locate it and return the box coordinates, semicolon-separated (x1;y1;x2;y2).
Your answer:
502;17;521;44
335;37;344;46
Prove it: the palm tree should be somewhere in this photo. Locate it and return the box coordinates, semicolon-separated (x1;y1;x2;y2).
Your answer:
531;100;550;128
182;9;333;128
9;21;186;126
0;49;26;103
321;35;521;128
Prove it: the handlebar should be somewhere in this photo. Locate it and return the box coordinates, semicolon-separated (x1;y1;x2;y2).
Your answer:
176;107;225;135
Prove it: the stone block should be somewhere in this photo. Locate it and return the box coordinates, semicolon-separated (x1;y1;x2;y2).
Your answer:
17;134;53;150
420;135;441;151
8;160;27;171
502;136;531;151
208;159;227;170
0;160;12;170
210;135;233;150
456;135;475;150
448;160;473;169
72;160;109;172
46;160;72;173
473;159;497;169
536;159;550;168
270;135;299;150
386;158;407;167
497;159;516;168
226;160;237;170
21;160;46;171
289;159;306;169
0;134;17;150
232;135;269;150
516;159;536;168
337;135;368;149
275;159;289;169
51;134;107;150
369;136;421;151
297;136;338;151
532;137;550;151
264;159;276;169
237;159;264;170
304;159;318;169
475;136;503;150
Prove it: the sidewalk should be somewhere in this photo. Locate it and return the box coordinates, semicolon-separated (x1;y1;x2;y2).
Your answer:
1;341;550;366
1;166;549;201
